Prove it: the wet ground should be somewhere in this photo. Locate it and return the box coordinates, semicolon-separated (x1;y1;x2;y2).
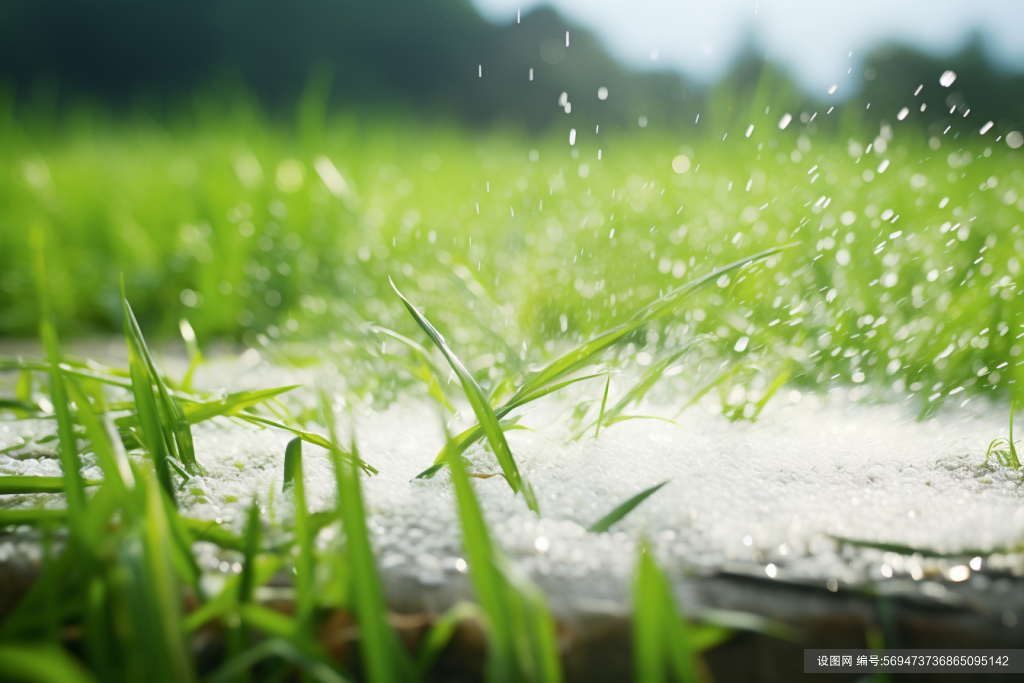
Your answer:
3;345;1024;680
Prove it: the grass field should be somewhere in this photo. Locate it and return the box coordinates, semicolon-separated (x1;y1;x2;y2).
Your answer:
2;84;1022;414
1;81;1024;679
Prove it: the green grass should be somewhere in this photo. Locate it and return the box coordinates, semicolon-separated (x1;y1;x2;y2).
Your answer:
588;481;669;533
0;212;794;681
984;403;1021;469
2;86;1023;418
395;279;539;513
2;74;1024;680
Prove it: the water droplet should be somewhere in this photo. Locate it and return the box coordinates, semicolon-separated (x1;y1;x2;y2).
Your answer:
672;155;691;173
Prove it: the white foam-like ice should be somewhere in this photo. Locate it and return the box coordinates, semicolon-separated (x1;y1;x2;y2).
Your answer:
3;357;1024;608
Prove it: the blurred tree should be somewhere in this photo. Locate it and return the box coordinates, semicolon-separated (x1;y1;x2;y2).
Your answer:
0;1;1021;130
0;0;696;131
854;35;1024;136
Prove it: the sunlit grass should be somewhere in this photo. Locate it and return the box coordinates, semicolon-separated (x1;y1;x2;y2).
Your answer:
984;403;1021;470
2;92;1022;415
1;78;1024;680
0;218;798;680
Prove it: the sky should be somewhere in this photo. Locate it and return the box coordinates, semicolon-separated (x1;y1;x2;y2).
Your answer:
472;0;1024;97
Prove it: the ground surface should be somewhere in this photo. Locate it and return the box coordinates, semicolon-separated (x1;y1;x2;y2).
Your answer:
3;352;1022;616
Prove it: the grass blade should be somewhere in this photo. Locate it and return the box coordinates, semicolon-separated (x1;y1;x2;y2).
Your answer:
0;508;69;525
283;438;316;631
180;386;298;423
177;318;203;393
115;385;299;431
422;373;604;473
118;470;196;683
694;608;800;644
239;501;262;605
447;441;563;682
32;230;86;526
183;555;284;633
369;324;456;410
594;373;611;439
393;279;538;512
282;436;301;490
66;378;134;494
748;361;793;420
680;362;751;413
416;601;481;677
446;442;518;677
0;476;104;495
234;413;378;475
0;398;39;415
633;542;700;683
227;501;262;678
120;276;203;476
575;337;708;440
206;639;352;683
325;398;413;682
588;481;669;533
510;246;791;406
14;369;35;417
84;576;116;683
125;335;177;502
0;644;98;683
602;415;685;430
0;357;136;391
